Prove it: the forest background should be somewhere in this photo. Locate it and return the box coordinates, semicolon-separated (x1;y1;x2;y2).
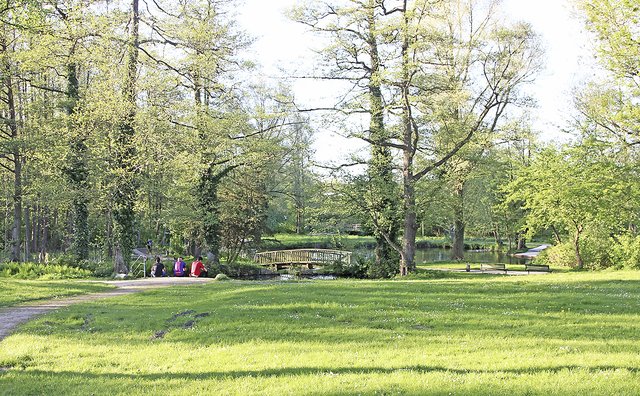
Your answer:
1;0;639;278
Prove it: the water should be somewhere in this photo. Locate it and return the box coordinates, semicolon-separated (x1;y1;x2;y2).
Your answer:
358;247;529;265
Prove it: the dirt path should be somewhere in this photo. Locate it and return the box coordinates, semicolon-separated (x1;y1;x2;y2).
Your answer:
0;277;212;341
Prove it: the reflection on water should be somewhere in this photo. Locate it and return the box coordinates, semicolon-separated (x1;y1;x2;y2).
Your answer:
357;247;529;265
415;248;529;265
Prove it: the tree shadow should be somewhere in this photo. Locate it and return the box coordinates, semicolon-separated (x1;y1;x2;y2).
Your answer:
17;277;640;348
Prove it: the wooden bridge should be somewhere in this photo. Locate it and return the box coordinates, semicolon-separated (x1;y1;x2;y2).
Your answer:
254;249;352;270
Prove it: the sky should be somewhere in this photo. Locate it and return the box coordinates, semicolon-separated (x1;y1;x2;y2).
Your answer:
236;0;594;163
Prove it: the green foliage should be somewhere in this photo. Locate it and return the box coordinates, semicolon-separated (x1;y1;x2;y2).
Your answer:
582;0;640;81
578;230;616;270
212;273;230;281
0;262;92;280
536;243;581;268
366;253;398;279
0;279;114;308
77;260;115;278
537;232;640;271
507;141;639;268
321;255;370;279
207;260;264;279
610;234;640;270
577;1;640;148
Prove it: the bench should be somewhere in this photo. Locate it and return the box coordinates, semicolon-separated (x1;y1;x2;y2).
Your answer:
481;263;506;272
525;264;550;273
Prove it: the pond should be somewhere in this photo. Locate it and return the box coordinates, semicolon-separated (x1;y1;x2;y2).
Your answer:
416;247;529;265
357;247;529;265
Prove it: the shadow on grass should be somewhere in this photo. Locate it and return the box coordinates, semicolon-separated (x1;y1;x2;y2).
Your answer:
3;363;639;380
20;277;640;348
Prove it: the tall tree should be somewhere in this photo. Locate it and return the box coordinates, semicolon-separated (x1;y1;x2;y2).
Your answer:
290;0;401;275
577;0;640;150
111;0;140;273
44;1;95;262
0;9;22;261
384;0;542;274
507;141;638;269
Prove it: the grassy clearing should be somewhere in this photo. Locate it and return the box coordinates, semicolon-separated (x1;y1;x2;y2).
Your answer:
0;280;114;308
1;271;639;395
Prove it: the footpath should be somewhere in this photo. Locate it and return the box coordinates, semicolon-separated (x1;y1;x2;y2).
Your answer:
0;277;211;341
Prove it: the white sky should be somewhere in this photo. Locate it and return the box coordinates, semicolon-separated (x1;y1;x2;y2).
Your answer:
237;0;594;163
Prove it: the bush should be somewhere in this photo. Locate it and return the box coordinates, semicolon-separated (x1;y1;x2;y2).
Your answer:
286;264;306;278
322;255;370;279
535;231;619;270
579;232;615;270
535;242;576;268
213;273;231;281
208;260;265;278
367;253;399;279
35;253;114;278
0;262;92;279
610;234;640;270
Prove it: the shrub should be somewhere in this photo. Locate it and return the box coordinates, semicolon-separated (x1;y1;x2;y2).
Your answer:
535;231;618;270
579;231;615;270
367;254;399;279
610;234;640;270
213;273;231;281
535;242;576;268
322;255;370;278
208;260;264;278
0;262;92;279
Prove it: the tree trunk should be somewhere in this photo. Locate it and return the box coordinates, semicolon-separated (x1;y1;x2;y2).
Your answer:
113;0;140;274
492;226;503;247
551;225;562;244
65;62;90;261
399;0;417;275
24;204;30;260
11;157;21;262
39;207;49;264
3;41;22;262
366;0;400;276
516;231;527;250
451;183;465;260
573;228;584;270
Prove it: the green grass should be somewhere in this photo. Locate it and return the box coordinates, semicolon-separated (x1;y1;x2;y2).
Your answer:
1;271;639;395
0;280;114;308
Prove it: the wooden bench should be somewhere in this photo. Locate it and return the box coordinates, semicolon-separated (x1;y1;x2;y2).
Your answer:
525;264;550;273
481;263;506;272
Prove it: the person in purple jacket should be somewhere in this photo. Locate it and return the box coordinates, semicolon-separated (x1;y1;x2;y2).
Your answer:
173;257;187;277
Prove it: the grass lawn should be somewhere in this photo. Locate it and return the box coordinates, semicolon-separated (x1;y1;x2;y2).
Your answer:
1;271;639;395
0;280;115;308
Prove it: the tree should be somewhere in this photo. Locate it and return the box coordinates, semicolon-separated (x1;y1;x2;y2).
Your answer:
577;0;640;148
382;0;542;274
290;0;401;274
110;0;140;273
506;141;638;269
0;1;28;261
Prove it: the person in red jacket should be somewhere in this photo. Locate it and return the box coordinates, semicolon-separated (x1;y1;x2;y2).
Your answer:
190;257;208;278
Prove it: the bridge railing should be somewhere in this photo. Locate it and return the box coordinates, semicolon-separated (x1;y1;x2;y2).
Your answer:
254;249;351;266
